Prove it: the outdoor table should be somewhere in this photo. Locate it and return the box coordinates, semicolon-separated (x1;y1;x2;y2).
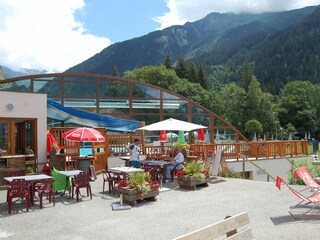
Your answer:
140;160;173;188
140;160;173;167
119;156;147;167
119;156;131;166
109;166;144;176
4;174;53;183
109;167;144;210
4;174;53;205
58;170;82;197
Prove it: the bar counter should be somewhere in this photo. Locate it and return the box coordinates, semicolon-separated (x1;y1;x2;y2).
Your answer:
0;154;36;187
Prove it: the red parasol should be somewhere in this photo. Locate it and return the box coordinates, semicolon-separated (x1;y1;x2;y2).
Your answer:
197;128;205;143
62;127;105;142
47;130;60;154
159;130;168;143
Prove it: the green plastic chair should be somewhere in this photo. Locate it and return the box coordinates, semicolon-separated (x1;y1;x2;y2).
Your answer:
51;167;71;192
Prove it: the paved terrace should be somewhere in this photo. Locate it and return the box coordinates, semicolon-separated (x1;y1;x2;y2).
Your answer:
1;174;320;240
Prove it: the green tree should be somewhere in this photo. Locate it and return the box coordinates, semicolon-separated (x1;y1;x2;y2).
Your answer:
123;65;218;113
198;65;207;89
124;65;179;90
112;65;119;76
245;119;263;138
175;56;188;79
279;80;316;137
188;62;197;83
246;77;260;119
219;83;246;132
284;123;298;139
163;54;173;69
239;60;253;91
245;77;275;133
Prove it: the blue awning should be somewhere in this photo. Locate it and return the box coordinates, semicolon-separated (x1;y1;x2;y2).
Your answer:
47;99;140;132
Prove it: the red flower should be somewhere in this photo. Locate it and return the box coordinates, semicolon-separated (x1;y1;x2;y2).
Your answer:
175;170;185;176
117;179;128;188
149;181;160;191
201;169;209;177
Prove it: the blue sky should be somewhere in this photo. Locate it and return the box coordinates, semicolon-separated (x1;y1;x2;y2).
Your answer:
76;0;168;42
1;0;320;72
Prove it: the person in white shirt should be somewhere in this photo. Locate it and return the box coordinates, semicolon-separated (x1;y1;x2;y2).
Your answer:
164;147;185;181
128;138;141;167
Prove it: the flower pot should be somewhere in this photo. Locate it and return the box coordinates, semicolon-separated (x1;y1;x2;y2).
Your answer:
178;175;210;190
119;187;159;206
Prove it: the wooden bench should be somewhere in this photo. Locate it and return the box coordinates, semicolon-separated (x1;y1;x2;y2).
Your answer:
173;212;253;240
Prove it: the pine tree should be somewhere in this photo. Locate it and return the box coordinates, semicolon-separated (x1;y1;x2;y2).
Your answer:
188;63;197;83
175;56;188;79
239;60;253;91
163;54;173;69
198;65;207;89
112;65;119;76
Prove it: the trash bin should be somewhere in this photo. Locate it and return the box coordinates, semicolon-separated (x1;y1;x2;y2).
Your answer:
43;163;51;175
75;156;94;172
312;140;319;153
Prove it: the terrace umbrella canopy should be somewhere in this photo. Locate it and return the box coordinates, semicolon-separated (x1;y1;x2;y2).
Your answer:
197;128;205;143
62;127;105;142
137;118;206;132
159;130;168;143
47;130;60;154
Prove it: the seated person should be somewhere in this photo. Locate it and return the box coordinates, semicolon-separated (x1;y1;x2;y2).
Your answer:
164;147;185;181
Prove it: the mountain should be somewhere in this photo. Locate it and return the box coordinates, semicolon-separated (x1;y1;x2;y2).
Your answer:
63;6;320;92
0;65;48;79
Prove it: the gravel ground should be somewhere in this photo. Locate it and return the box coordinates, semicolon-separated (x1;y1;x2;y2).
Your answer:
0;166;320;239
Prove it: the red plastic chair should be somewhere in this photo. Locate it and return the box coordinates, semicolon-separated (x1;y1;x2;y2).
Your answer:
34;178;55;208
102;170;121;194
72;172;92;202
7;179;31;214
170;162;185;181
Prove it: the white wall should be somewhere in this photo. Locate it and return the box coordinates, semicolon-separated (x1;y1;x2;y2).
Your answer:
0;91;47;169
226;156;312;182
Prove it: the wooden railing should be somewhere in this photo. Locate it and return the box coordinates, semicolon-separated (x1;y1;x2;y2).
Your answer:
140;140;308;160
48;128;308;171
108;133;142;156
48;127;108;172
219;140;309;160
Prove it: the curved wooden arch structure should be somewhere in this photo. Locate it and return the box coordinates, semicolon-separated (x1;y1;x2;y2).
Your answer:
0;72;248;142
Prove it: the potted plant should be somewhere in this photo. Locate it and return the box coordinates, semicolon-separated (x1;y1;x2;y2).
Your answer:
25;146;34;155
50;144;58;155
173;142;190;157
117;172;160;206
177;161;210;190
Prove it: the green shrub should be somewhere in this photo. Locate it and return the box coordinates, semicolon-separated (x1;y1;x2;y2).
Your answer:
288;159;320;185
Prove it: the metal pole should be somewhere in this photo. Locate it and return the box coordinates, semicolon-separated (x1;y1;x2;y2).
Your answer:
242;158;245;179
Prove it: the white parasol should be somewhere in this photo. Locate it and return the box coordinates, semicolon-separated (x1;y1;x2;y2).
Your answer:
137;118;207;132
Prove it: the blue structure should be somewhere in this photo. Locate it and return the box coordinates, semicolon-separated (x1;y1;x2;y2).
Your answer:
47;99;140;132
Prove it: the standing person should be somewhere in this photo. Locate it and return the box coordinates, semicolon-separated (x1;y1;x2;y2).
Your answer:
128;138;141;167
164;147;185;182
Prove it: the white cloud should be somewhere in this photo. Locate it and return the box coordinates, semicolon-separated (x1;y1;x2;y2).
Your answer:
0;0;111;72
155;0;320;29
